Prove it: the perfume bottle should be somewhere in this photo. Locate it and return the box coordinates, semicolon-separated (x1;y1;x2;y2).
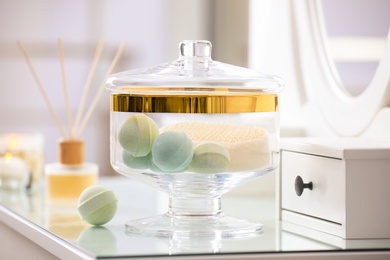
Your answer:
45;139;98;206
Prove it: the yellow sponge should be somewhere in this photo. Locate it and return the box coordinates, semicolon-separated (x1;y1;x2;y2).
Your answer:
164;122;270;171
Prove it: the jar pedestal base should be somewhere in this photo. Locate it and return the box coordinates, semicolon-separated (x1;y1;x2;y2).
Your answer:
125;213;263;239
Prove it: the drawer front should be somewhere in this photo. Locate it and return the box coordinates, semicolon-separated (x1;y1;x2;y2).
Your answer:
281;151;345;224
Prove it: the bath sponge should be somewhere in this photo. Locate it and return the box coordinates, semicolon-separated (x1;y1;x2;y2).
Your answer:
164;122;270;171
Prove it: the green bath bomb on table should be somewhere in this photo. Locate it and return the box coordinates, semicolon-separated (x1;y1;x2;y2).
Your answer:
78;185;118;226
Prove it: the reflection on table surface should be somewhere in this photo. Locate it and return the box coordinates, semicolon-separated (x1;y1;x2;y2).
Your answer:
1;177;389;258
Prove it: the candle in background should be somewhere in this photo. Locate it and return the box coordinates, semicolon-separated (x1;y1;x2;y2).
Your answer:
0;152;30;190
0;133;44;188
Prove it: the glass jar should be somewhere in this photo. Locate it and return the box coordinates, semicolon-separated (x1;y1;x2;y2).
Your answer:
105;40;283;238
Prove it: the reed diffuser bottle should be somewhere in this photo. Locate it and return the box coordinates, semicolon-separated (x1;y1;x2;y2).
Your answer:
45;139;98;205
17;38;125;206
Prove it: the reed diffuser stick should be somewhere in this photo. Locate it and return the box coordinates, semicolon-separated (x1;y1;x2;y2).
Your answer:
18;40;125;140
17;41;67;138
76;41;126;137
57;38;73;138
71;40;104;138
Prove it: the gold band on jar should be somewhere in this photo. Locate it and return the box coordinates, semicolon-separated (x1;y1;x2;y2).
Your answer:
110;93;278;113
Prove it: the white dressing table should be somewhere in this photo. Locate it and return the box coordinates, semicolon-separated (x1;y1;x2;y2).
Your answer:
0;176;389;259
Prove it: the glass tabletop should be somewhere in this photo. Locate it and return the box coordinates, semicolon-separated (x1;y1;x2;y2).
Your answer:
1;177;389;258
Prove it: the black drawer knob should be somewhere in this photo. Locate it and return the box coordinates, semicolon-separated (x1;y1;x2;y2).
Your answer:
295;176;313;196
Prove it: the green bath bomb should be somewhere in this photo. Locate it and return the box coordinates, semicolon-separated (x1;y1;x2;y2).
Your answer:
147;154;164;173
152;131;193;172
122;149;150;169
118;114;159;157
78;186;118;226
189;142;230;173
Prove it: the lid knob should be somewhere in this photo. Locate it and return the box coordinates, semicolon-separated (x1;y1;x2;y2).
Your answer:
179;40;212;58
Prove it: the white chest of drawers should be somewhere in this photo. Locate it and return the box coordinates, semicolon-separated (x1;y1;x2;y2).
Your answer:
279;138;390;239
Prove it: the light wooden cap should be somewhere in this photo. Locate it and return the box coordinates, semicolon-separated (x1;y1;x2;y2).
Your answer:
59;139;84;165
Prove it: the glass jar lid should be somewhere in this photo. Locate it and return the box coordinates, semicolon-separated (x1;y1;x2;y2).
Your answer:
106;40;284;94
